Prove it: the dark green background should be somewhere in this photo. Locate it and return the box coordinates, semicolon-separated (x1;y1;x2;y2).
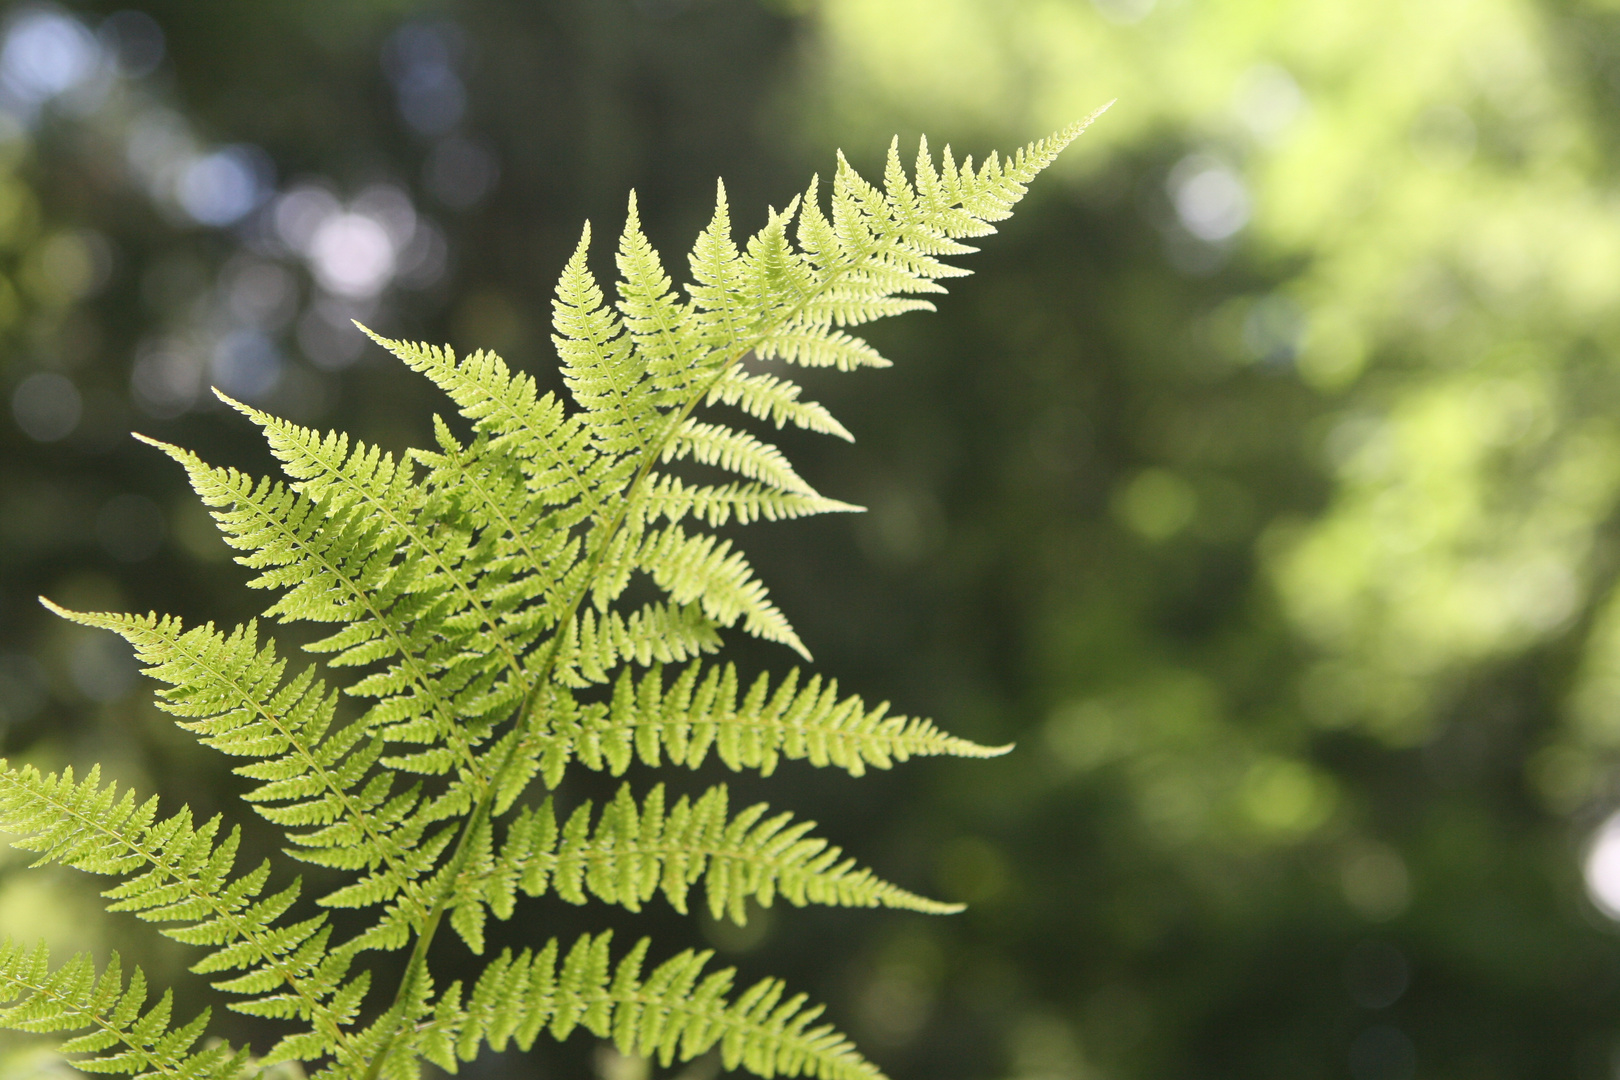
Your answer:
4;1;1620;1078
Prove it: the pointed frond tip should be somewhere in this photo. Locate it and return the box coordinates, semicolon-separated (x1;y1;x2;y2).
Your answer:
38;595;78;621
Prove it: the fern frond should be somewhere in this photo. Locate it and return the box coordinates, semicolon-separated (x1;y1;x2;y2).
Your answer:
549;601;723;690
636;526;805;657
555;224;660;461
24;123;1090;1080
0;762;361;1053
130;435;493;795
358;329;610;513
40;603;435;928
663;419;818;496
219;391;540;721
755;327;890;372
706;368;853;441
411;415;581;577
469;782;959;926
641;475;861;529
0;944;248;1079
452;934;884;1080
616;192;700;391
566;662;1011;779
687;182;748;352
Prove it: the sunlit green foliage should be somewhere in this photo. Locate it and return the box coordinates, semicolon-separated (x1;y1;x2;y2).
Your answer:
0;123;1093;1079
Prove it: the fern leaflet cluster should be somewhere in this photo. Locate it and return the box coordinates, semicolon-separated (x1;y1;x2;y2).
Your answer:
0;116;1099;1079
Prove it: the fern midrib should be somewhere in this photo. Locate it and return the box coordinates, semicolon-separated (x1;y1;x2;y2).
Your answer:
0;771;344;1049
159;630;432;928
361;204;907;1079
585;708;879;753
582;710;1005;768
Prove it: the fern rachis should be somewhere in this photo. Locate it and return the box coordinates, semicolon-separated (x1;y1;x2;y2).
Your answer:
0;114;1103;1080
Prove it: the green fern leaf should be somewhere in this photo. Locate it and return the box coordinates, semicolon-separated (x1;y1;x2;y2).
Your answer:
472;782;961;925
555;224;661;460
39;603;435;928
557;662;1010;780
14;122;1095;1080
0;760;362;1054
0;944;249;1079
359;330;610;513
640;475;860;529
452;933;882;1080
705;368;853;441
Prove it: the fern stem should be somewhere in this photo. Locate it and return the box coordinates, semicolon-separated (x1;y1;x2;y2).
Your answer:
358;787;485;1080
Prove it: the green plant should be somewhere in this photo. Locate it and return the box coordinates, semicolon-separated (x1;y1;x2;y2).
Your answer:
0;116;1099;1080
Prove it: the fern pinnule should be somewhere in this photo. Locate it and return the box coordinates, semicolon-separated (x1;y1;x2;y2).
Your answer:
464;780;962;930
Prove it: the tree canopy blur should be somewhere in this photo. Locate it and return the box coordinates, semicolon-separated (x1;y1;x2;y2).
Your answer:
4;1;1620;1078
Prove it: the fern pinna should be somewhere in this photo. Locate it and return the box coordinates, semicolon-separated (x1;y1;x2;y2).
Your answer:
0;117;1099;1080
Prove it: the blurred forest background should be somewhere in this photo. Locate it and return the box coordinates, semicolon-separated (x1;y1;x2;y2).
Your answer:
3;0;1620;1078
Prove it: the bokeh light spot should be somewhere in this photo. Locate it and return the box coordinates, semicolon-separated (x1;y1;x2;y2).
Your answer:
130;336;204;418
1168;155;1249;241
211;329;283;401
1114;468;1196;541
1582;811;1620;920
1341;843;1411;922
11;371;81;442
177;146;268;226
21;229;112;304
309;212;396;297
1233;63;1305;143
0;10;100;105
1241;757;1335;834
